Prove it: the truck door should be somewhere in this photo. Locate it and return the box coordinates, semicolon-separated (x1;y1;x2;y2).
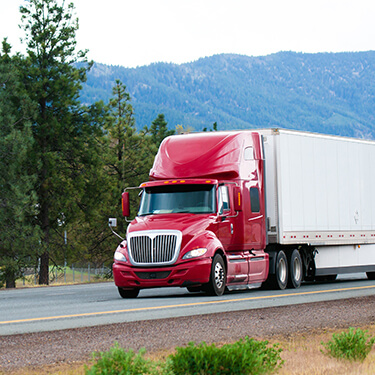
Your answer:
246;184;268;282
217;184;233;249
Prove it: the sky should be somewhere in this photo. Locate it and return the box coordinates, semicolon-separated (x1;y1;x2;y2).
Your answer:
1;0;375;68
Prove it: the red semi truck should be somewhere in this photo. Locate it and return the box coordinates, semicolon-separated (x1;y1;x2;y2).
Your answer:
113;129;375;298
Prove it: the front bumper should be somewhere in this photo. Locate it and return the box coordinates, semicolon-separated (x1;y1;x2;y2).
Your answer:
113;258;212;289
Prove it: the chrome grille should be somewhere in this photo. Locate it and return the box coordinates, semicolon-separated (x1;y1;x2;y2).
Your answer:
128;230;181;266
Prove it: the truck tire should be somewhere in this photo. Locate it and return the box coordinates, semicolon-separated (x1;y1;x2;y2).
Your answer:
366;272;375;280
288;249;303;288
271;250;288;290
204;254;226;296
118;287;139;298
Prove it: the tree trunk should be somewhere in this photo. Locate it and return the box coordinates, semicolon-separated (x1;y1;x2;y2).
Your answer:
38;158;50;285
39;251;49;285
5;275;16;289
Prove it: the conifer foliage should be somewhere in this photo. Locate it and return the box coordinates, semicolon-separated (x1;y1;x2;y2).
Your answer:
0;40;40;288
19;0;100;284
0;1;175;287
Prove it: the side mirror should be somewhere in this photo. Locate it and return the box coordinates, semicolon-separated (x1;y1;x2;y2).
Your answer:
122;192;130;217
108;218;117;227
233;186;242;211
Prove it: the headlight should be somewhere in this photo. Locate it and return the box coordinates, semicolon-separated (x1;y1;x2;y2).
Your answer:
114;251;127;262
182;248;207;259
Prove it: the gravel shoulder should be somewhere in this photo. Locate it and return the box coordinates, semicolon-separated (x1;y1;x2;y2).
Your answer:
1;295;375;372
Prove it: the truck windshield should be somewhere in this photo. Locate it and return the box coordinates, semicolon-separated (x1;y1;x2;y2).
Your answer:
138;184;216;215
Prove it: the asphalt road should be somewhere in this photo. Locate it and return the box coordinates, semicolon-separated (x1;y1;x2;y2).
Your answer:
1;273;375;336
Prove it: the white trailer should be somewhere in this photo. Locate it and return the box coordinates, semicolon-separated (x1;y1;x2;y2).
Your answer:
261;128;375;278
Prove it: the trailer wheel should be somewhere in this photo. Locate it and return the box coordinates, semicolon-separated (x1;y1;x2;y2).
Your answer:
118;287;139;298
273;250;288;290
288;249;303;288
204;254;226;296
366;272;375;280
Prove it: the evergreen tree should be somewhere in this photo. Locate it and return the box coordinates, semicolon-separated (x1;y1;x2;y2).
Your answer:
149;113;175;148
19;0;101;284
104;80;152;233
0;40;40;288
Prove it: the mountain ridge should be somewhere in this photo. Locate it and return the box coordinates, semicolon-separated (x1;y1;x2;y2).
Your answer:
80;51;375;139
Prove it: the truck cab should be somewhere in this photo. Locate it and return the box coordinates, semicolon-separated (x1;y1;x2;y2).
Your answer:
113;131;269;298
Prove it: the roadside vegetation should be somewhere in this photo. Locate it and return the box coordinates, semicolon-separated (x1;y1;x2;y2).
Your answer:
5;326;374;375
85;338;283;375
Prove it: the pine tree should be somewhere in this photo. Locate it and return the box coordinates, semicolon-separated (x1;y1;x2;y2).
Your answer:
104;80;152;233
0;40;40;288
149;113;175;148
18;0;100;284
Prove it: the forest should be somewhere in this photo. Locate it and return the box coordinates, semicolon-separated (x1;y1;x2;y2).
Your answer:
81;51;375;139
0;0;174;288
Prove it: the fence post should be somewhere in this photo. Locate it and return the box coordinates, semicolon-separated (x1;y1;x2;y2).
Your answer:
73;264;75;283
88;263;91;282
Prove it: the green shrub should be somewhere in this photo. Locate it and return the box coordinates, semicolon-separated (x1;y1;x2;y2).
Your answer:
85;342;158;375
166;336;283;375
321;327;375;362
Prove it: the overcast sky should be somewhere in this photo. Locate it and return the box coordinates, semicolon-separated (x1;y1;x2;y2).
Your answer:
1;0;375;68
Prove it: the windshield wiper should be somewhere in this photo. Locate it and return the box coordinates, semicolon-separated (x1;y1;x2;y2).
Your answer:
138;212;153;216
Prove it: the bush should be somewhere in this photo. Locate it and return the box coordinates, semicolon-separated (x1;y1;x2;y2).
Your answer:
166;336;283;375
321;327;375;362
85;342;158;375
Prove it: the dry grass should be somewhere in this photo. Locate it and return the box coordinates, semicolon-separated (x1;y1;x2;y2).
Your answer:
276;325;375;375
2;325;375;375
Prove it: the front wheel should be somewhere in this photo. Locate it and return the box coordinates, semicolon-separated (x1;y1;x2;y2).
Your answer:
118;287;139;298
204;254;226;296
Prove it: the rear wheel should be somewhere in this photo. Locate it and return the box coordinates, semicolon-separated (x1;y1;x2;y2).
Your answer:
288;249;303;288
204;254;226;296
270;250;288;290
118;287;139;298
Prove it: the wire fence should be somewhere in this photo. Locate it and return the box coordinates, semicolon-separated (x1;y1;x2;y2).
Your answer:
19;264;113;287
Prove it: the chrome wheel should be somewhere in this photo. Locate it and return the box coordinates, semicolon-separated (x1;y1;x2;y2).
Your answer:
278;257;287;284
205;254;226;296
288;249;303;288
214;261;225;289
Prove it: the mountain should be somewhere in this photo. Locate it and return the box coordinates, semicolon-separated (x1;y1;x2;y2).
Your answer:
80;51;375;139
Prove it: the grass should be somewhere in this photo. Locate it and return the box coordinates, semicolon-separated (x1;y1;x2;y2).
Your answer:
3;325;375;375
13;267;113;289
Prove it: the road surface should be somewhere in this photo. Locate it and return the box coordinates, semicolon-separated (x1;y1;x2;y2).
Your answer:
1;273;374;336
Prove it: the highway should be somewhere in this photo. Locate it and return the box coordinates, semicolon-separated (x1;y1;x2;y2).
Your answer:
1;273;374;336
